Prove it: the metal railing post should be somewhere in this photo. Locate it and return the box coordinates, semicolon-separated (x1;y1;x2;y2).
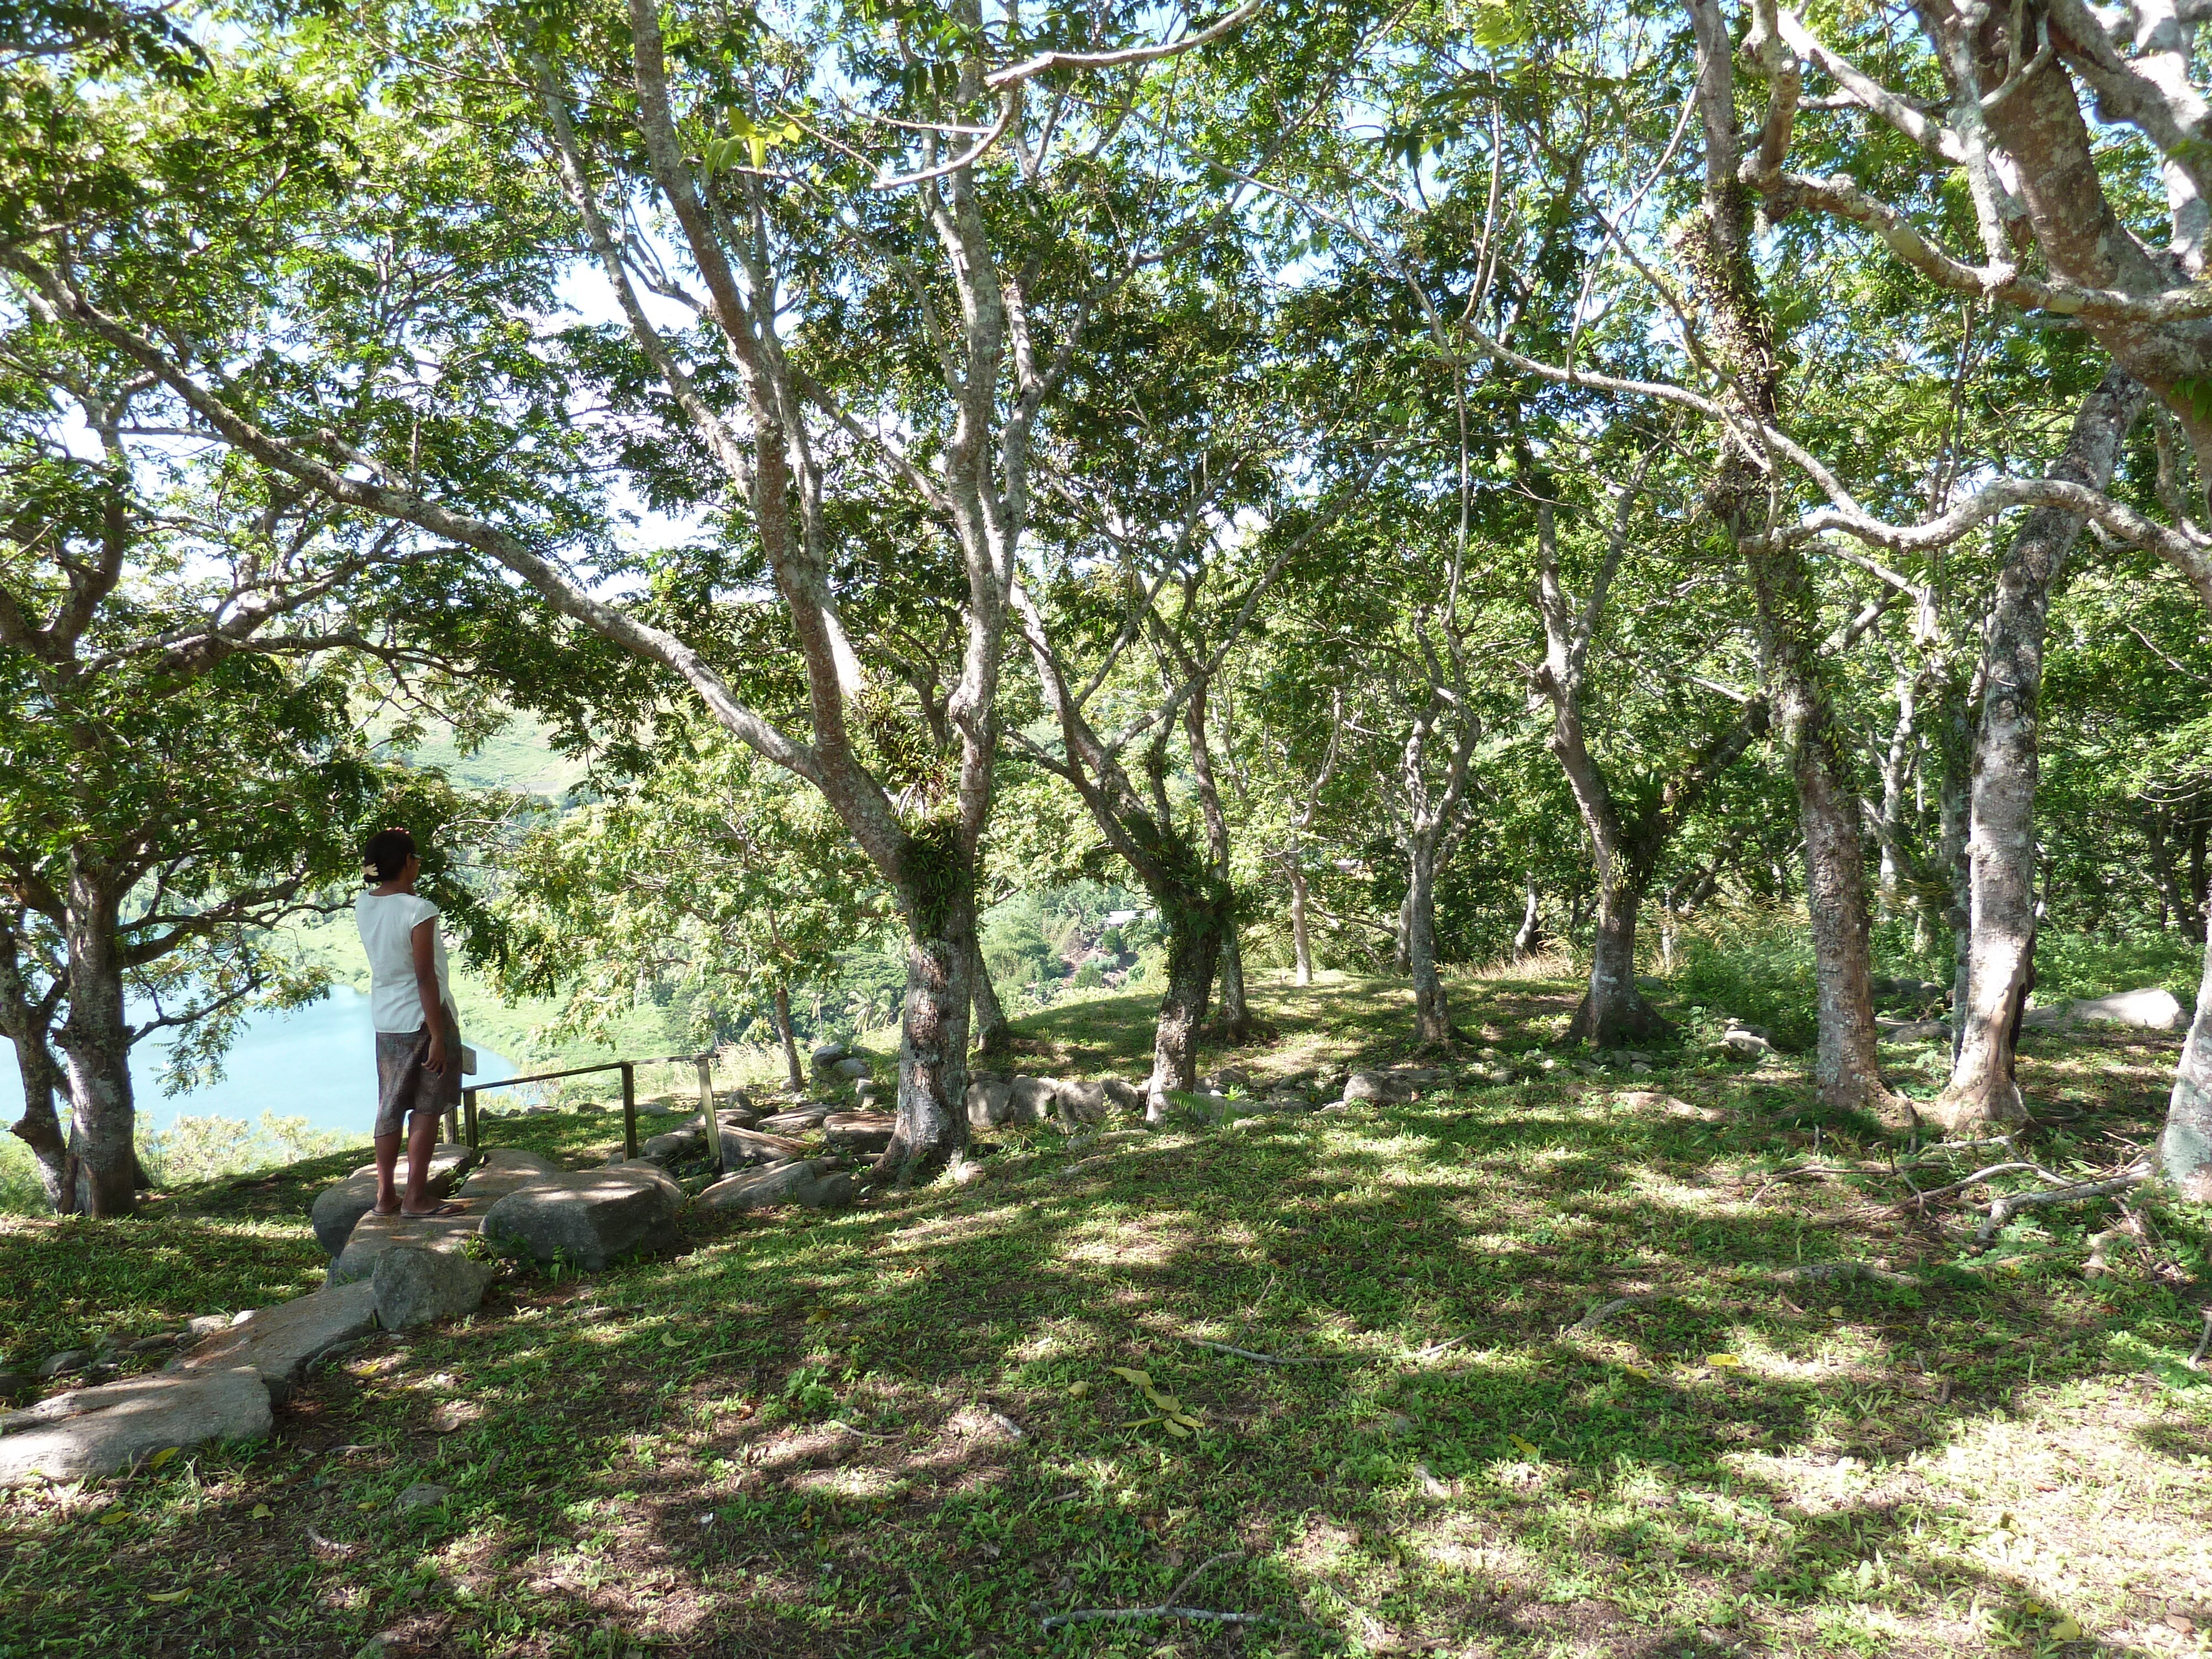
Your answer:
621;1061;638;1160
463;1087;478;1151
695;1054;723;1174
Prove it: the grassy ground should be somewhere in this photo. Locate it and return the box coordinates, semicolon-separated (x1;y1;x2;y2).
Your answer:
2;968;2209;1658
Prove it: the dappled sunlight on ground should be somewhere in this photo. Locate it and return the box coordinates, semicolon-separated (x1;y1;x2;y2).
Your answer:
3;971;2209;1655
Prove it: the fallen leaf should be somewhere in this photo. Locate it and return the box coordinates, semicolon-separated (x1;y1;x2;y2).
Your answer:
1705;1353;1745;1369
145;1589;189;1605
250;1503;273;1520
1508;1435;1540;1457
97;1509;131;1526
805;1309;832;1326
2052;1616;2083;1640
1067;1380;1091;1400
661;1332;686;1348
147;1447;179;1471
1108;1366;1152;1388
1164;1420;1191;1438
1621;1365;1653;1381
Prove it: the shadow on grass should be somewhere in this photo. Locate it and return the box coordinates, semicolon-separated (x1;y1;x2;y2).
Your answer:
6;1029;2194;1658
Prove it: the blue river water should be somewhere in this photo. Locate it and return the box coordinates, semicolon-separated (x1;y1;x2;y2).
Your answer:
0;985;519;1138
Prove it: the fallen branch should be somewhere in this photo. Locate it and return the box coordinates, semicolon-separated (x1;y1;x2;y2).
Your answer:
2190;1310;2212;1371
1892;1162;2047;1211
1411;1333;1473;1360
1974;1169;2151;1248
1040;1551;1278;1631
1186;1338;1347;1365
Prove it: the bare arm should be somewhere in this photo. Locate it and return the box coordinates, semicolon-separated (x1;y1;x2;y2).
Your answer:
410;917;448;1074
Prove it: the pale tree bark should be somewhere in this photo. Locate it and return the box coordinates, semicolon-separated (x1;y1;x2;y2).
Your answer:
2163;927;2212;1197
0;907;70;1211
1383;690;1480;1049
1514;873;1543;959
54;864;134;1216
968;940;1012;1059
1530;490;1770;1047
1270;689;1345;988
1684;0;1899;1113
771;982;804;1093
1937;366;2148;1130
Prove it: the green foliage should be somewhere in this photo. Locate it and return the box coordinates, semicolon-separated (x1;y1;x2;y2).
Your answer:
139;1111;350;1189
1668;911;1822;1053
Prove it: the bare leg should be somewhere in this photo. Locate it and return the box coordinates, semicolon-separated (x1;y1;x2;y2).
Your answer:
399;1108;439;1213
372;1130;403;1214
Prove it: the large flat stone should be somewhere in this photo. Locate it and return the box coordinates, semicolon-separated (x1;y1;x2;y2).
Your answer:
480;1167;683;1270
314;1145;481;1256
2072;988;2187;1030
1;1365;271;1486
698;1159;855;1213
966;1075;1013;1128
327;1208;484;1286
454;1147;567;1203
754;1106;831;1135
823;1112;896;1152
169;1280;379;1404
721;1126;807;1166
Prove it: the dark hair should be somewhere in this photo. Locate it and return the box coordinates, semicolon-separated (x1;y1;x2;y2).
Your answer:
362;828;418;886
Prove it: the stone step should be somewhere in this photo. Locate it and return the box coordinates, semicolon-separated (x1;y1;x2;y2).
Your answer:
168;1279;379;1404
1;1365;270;1488
311;1145;481;1256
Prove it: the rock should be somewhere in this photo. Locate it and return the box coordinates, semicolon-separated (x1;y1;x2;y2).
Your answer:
1053;1078;1112;1125
36;1350;88;1380
698;1158;855;1213
0;1372;28;1407
1009;1076;1057;1123
0;1365;270;1488
480;1167;683;1270
639;1126;707;1166
1263;1089;1316;1112
1881;1020;1950;1044
966;1074;1014;1128
371;1245;493;1331
1343;1071;1393;1104
455;1148;566;1202
719;1126;807;1166
315;1145;482;1257
395;1481;450;1510
756;1105;831;1135
327;1207;484;1287
2021;1003;2072;1031
2072;987;2187;1030
830;1055;870;1080
854;1080;887;1105
1717;1029;1772;1058
169;1280;379;1405
126;1334;180;1355
1207;1066;1254;1091
810;1041;849;1069
823;1112;896;1151
1103;1078;1145;1114
183;1314;230;1339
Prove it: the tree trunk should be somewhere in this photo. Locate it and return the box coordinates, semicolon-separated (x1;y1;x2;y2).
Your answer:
1874;664;1919;921
875;854;974;1186
1567;878;1668;1046
1406;836;1454;1047
772;981;804;1093
1514;873;1542;959
1145;890;1228;1120
969;939;1012;1058
55;869;137;1217
1215;920;1251;1037
7;1047;70;1212
1939;368;2146;1131
2161;925;2212;1198
1286;857;1315;985
1683;0;1895;1117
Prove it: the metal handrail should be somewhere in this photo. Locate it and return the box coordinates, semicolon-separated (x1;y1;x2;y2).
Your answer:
460;1052;724;1167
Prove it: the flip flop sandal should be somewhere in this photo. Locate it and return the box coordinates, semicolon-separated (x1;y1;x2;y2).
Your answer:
399;1201;466;1218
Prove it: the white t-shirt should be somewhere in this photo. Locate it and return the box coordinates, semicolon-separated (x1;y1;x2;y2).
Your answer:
354;891;455;1034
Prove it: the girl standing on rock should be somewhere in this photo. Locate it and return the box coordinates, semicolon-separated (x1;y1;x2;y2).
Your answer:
356;828;465;1217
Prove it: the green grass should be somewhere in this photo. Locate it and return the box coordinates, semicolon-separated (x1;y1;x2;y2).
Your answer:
2;971;2209;1657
